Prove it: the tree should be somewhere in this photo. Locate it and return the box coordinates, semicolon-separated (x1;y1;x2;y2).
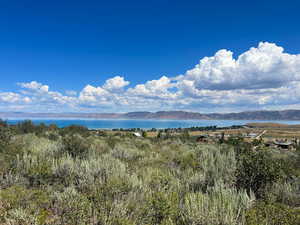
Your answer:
219;132;225;144
60;125;89;137
17;120;36;134
236;150;286;198
62;134;90;158
157;130;163;139
142;130;147;138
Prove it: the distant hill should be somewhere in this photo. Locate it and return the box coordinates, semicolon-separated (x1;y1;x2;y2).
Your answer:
2;110;300;120
123;111;210;120
245;122;300;128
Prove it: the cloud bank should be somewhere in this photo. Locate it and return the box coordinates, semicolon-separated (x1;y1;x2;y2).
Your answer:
2;42;300;112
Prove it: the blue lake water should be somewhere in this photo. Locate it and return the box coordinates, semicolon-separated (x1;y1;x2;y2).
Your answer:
5;118;300;129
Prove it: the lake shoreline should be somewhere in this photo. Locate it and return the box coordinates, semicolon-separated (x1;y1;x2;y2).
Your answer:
4;118;300;129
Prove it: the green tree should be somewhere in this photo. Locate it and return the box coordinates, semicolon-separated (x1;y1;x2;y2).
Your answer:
157;130;163;139
236;150;286;198
142;130;147;138
17;120;36;134
62;134;90;158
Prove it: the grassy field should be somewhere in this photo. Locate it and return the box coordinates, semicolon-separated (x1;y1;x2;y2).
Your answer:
0;120;299;225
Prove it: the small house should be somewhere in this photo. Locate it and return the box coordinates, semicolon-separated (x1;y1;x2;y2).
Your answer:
196;135;209;143
244;133;258;138
273;140;293;150
133;132;142;137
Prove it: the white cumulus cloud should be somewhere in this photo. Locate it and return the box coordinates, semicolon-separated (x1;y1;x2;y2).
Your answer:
79;85;109;103
183;42;300;90
18;81;49;92
103;76;130;91
0;92;21;103
127;76;177;99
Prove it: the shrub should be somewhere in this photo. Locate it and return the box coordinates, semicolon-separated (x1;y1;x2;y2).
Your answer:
1;125;298;224
51;155;76;186
172;151;199;170
0;172;28;188
60;124;89;136
188;144;237;191
14;153;53;186
0;127;12;148
142;130;147;138
264;181;300;207
245;202;300;225
62;134;90;158
143;191;180;225
180;129;190;141
183;184;255;225
16;120;36;134
236;149;287;198
0;132;26;176
111;144;144;162
226;136;244;146
142;168;179;192
51;186;91;225
0;186;51;224
17;134;62;158
44;131;60;141
7;135;63;186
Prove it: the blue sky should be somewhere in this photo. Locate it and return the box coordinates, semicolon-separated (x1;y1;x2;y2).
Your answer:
1;0;300;112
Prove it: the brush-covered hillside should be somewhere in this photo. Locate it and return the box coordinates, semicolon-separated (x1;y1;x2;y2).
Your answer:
0;120;299;225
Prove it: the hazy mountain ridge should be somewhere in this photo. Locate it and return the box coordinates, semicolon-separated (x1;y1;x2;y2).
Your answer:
2;110;300;120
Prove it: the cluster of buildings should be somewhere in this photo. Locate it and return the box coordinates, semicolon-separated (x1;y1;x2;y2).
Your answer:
196;130;299;150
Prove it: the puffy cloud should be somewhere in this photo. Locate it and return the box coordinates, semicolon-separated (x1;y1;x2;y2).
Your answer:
78;76;130;107
0;92;21;103
0;92;32;106
18;81;49;92
16;81;77;109
79;85;109;103
127;76;177;99
103;76;130;91
183;42;300;90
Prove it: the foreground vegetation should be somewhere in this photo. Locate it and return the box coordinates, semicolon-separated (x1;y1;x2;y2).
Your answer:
0;120;299;225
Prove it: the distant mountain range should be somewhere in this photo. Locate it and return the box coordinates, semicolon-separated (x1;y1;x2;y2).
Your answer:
2;110;300;120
